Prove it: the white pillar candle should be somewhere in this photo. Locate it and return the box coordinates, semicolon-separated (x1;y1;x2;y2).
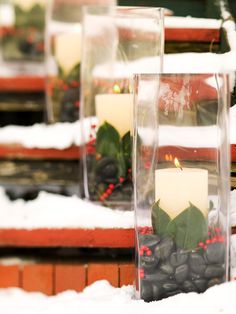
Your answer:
155;167;208;219
95;93;133;137
54;32;81;74
14;0;45;10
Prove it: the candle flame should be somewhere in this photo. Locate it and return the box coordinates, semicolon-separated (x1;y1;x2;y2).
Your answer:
113;84;121;94
174;157;183;171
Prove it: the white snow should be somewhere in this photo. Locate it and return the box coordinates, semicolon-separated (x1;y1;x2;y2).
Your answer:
0;279;236;314
230;190;236;227
139;105;236;147
0;187;234;229
115;15;221;34
0;117;96;149
164;16;222;29
0;105;234;149
231;234;236;278
0;188;133;229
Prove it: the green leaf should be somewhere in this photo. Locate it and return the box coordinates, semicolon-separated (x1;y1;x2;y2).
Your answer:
121;131;131;167
96;122;120;157
151;200;171;236
117;151;126;178
167;203;208;250
67;63;80;81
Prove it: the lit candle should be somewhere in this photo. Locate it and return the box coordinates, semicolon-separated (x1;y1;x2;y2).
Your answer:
13;0;45;10
54;32;81;74
155;159;208;219
95;93;133;137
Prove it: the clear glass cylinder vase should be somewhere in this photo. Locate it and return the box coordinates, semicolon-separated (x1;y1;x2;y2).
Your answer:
133;73;230;301
45;0;115;123
81;6;164;208
0;0;45;74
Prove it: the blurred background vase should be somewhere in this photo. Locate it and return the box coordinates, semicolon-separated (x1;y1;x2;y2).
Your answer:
0;0;46;75
45;0;115;124
80;6;164;208
133;73;230;302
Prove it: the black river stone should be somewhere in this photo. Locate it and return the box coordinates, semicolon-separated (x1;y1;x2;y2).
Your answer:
141;234;161;249
145;271;169;282
141;255;158;271
139;232;225;302
189;252;206;275
205;242;225;264
154;237;174;261
141;281;153;302
189;272;201;280
207;278;223;288
159;262;174;275
193;279;207;292
170;249;188;267
204;265;225;278
152;283;163;300
163;281;178;292
174;264;189;284
182;280;197;293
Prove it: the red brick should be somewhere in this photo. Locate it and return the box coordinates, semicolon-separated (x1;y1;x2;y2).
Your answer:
0;265;20;288
55;264;86;294
119;263;135;287
22;264;53;295
87;263;119;287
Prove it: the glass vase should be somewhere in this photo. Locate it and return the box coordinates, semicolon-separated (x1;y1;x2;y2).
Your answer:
133;73;230;301
80;6;164;208
45;0;115;123
0;0;45;74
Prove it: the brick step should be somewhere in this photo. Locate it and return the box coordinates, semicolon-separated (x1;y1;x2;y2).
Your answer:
0;228;135;248
0;228;234;248
0;262;135;295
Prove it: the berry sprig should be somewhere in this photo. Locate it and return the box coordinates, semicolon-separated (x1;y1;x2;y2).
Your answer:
138;226;153;235
139;268;145;279
139;245;152;256
198;226;225;250
99;184;115;201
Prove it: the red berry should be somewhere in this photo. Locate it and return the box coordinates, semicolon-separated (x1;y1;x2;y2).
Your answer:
215;227;221;234
211;237;217;243
218;236;225;243
91;124;97;129
119;177;125;183
144;161;151;170
106;188;112;195
75;101;80;108
146;250;152;256
141;246;148;252
198;242;204;248
99;196;104;201
108;184;115;190
206;239;212;245
139;249;144;256
103;193;109;199
140;272;145;279
70;80;78;87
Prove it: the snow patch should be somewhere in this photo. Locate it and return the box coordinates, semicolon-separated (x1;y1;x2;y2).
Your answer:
0;188;134;229
1;280;236;314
